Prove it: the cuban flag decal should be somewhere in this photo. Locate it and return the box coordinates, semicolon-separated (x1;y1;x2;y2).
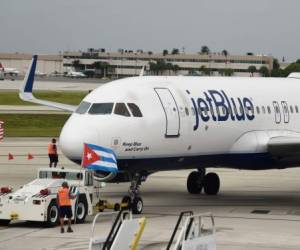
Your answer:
82;143;118;173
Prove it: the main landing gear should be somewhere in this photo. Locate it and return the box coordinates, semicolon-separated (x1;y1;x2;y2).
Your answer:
122;173;144;214
187;169;220;195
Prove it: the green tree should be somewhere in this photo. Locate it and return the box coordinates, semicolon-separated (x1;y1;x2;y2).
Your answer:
92;61;110;77
173;64;180;75
171;48;179;55
149;60;180;75
271;69;285;77
222;50;229;57
224;68;234;76
199;65;210;76
163;49;168;56
284;60;300;76
259;66;270;77
71;60;84;71
248;65;257;76
201;46;210;54
149;60;166;75
273;58;280;70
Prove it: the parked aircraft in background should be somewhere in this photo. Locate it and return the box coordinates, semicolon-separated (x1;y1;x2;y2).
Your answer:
0;69;4;80
35;70;47;77
66;70;86;78
0;63;19;76
20;55;300;214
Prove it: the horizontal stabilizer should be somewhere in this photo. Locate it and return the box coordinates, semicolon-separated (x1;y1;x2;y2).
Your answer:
19;55;76;112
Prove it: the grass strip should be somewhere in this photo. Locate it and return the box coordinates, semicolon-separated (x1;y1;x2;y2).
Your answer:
0;114;70;137
0;91;87;105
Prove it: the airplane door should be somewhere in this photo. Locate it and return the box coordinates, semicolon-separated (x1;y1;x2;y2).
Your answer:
154;88;180;137
273;101;281;124
281;101;289;123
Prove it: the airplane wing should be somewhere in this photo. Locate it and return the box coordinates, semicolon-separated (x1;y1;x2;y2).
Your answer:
268;136;300;157
19;55;77;112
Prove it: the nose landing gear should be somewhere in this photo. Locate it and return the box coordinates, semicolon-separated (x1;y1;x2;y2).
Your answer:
122;173;144;214
187;169;220;195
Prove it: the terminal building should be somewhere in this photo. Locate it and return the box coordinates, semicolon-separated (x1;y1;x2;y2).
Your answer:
0;50;274;77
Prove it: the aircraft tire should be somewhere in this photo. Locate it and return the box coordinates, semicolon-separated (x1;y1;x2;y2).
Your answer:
131;197;143;214
187;171;203;194
203;173;220;195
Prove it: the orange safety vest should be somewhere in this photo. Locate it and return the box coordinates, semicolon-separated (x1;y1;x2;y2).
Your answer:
58;187;71;206
48;143;57;155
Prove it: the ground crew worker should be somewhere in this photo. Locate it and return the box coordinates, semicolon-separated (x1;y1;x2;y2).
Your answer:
48;138;58;168
57;181;75;233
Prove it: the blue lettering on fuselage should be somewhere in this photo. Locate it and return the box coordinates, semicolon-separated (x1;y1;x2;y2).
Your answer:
187;89;255;131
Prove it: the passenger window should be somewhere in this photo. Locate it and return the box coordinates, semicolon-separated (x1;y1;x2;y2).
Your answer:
267;106;271;114
75;101;91;114
256;106;260;114
127;103;143;117
296;106;299;113
114;103;130;117
240;106;243;114
88;103;114;114
290;106;294;113
222;107;226;114
262;106;266;114
191;107;195;116
185;107;189;116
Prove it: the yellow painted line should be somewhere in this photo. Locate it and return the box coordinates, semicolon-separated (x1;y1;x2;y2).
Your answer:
130;217;146;250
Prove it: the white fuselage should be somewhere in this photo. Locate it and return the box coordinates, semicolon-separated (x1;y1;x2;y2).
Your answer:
59;76;300;171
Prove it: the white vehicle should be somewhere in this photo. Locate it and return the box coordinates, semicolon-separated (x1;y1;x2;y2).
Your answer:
20;56;300;214
0;168;100;226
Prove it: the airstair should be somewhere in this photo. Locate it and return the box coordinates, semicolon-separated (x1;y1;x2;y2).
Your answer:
89;210;146;250
167;211;216;250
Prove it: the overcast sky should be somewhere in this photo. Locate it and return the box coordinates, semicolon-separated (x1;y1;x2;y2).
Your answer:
0;0;299;62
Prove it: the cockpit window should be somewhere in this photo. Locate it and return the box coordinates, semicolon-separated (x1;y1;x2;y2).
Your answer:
127;103;143;117
88;103;114;114
114;103;130;117
75;101;91;114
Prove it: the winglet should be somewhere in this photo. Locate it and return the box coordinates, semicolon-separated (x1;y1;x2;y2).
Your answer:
21;55;38;94
19;55;76;112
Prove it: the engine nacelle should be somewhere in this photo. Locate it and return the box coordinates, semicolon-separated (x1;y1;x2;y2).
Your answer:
93;170;131;183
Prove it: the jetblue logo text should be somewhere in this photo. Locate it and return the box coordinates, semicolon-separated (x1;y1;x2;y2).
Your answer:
189;90;255;131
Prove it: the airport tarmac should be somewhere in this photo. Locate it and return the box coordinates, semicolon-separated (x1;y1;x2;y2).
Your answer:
1;138;300;249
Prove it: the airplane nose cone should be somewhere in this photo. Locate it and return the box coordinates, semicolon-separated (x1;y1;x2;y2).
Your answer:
59;115;99;163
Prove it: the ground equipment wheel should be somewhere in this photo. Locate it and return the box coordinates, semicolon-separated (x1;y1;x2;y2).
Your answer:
131;197;143;214
75;197;88;223
114;203;121;211
187;171;203;194
47;200;59;226
122;195;131;205
203;172;220;195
